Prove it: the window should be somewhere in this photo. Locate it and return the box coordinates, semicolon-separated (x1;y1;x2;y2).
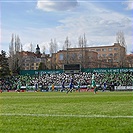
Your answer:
108;53;113;57
91;49;95;51
36;63;38;66
59;54;63;60
102;48;106;51
114;53;118;56
35;58;41;62
31;67;34;70
71;53;77;59
114;47;118;51
108;48;112;51
96;49;101;51
102;54;106;57
98;54;101;57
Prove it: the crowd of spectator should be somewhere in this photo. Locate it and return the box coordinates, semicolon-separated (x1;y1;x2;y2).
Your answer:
0;72;132;92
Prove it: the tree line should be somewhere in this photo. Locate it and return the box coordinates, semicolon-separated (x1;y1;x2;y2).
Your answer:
0;31;128;77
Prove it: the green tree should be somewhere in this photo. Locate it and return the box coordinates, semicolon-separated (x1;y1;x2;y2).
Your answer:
0;50;10;77
38;62;43;70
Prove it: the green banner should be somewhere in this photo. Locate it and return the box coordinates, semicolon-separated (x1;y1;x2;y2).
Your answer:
20;68;133;75
82;68;133;73
20;69;63;75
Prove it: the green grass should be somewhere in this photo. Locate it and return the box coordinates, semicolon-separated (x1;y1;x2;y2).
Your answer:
0;91;133;133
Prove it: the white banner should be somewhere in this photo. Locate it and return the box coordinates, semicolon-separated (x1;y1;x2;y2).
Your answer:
115;86;133;90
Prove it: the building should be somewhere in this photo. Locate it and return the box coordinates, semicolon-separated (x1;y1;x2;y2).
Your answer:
19;43;128;70
86;43;126;68
126;54;133;67
19;47;51;70
55;48;98;69
19;51;40;70
20;45;42;70
54;43;126;69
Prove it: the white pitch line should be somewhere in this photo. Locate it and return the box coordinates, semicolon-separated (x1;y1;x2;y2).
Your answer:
0;113;133;118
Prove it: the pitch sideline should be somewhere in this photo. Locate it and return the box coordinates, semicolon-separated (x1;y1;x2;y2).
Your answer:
0;113;133;118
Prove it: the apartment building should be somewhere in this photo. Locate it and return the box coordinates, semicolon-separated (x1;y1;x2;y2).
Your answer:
19;43;127;70
20;51;41;70
54;43;126;69
20;51;51;70
126;54;133;67
86;43;126;67
55;48;98;69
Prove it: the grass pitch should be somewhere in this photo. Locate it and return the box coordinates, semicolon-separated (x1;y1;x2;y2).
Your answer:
0;91;133;133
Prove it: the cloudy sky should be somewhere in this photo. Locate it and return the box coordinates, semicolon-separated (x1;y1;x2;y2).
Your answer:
0;0;133;54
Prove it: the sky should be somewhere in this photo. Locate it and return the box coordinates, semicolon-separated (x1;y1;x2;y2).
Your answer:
0;0;133;55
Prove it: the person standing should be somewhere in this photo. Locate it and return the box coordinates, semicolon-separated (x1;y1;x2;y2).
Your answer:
77;80;81;92
52;83;55;91
16;80;21;93
91;73;97;94
102;81;107;92
34;81;38;92
66;77;74;94
60;79;65;92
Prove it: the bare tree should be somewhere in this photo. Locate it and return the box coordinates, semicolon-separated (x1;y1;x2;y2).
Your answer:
42;45;46;54
20;44;23;52
83;33;87;48
116;31;127;67
78;36;82;48
53;39;58;53
9;34;15;74
9;34;23;74
49;39;54;56
63;37;71;64
15;35;21;53
83;33;87;68
30;42;33;52
78;33;87;68
49;39;54;69
53;39;58;69
9;34;14;57
116;31;126;47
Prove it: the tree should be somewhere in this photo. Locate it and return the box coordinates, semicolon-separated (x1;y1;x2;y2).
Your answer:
64;37;71;64
49;39;54;69
0;50;10;77
9;34;23;75
78;33;87;68
49;39;58;69
116;31;126;47
53;39;58;69
42;45;46;54
83;33;87;68
53;39;58;53
30;42;33;52
38;62;43;70
116;31;127;67
49;39;54;56
15;35;21;52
